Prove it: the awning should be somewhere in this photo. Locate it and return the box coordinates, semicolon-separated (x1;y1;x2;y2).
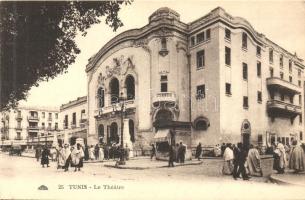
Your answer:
153;129;170;143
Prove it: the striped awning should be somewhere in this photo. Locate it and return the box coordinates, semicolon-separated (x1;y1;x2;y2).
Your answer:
153;129;170;142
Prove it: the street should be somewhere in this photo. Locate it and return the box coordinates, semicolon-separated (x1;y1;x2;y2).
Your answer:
1;153;305;200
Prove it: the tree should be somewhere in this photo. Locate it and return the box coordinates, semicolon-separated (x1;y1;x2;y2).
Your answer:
0;1;130;110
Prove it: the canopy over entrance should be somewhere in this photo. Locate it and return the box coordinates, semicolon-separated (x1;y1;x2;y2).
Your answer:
153;129;171;143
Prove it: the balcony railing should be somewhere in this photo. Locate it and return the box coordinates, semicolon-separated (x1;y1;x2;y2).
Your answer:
27;126;39;130
152;92;177;106
15;126;22;130
14;136;23;140
27;116;39;121
266;77;301;95
48;117;52;122
94;99;136;117
267;99;301;117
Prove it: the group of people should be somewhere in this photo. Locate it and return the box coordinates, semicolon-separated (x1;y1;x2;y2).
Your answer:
85;143;130;161
35;143;85;172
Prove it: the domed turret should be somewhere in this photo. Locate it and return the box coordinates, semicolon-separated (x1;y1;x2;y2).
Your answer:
149;7;180;23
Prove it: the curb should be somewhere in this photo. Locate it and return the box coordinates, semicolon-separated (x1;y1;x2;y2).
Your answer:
104;161;203;170
269;175;305;186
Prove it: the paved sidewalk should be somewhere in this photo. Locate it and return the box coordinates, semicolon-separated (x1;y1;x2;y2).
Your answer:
270;171;305;186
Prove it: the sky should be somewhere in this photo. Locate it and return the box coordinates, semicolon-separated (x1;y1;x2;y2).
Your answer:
19;0;305;108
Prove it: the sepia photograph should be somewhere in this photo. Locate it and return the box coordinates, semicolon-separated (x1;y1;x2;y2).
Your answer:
0;0;305;199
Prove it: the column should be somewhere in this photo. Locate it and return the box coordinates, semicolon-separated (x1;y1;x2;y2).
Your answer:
123;119;133;157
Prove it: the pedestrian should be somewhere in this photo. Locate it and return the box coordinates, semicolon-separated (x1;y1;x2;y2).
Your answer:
175;143;179;162
150;144;156;160
233;142;250;180
56;144;65;169
125;144;130;161
221;143;226;157
84;145;89;161
195;142;202;161
289;140;305;173
168;144;175;167
273;142;286;174
71;143;85;172
178;141;186;163
35;145;42;162
41;146;50;168
214;144;222;157
104;145;109;160
99;145;104;161
247;144;262;177
94;144;100;160
63;143;72;172
222;143;234;175
89;145;95;161
50;147;57;162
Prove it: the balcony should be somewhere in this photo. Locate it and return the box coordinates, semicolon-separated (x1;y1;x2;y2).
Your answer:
48;117;52;122
14;136;23;140
266;77;301;95
15;115;23;121
267;100;302;118
80;119;87;128
27;126;39;130
15;126;22;130
152;92;177;107
94;99;136;117
27;116;39;121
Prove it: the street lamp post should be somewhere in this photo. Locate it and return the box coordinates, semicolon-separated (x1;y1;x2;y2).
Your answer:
112;92;127;165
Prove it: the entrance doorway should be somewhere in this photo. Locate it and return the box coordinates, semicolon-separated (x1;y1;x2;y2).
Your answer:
109;122;119;144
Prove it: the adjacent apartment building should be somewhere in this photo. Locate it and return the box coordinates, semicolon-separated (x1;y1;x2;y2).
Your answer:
86;7;304;151
0;106;60;148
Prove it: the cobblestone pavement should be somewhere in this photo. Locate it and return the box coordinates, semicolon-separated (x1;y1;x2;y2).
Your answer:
1;153;305;200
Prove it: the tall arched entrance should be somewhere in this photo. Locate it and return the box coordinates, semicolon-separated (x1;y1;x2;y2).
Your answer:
109;122;119;144
129;119;135;143
98;124;104;144
125;75;135;100
241;119;251;150
109;78;120;103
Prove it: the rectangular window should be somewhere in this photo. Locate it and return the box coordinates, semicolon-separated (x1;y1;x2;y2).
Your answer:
225;83;231;95
257;91;262;103
243;96;249;108
298;80;301;87
64;115;68;129
55;113;58;119
300;131;303;141
269;49;273;63
206;29;211;40
196;32;205;43
289;60;292;72
42;112;45;118
55;123;58;130
298;69;301;77
17;121;21;127
42;122;45;129
160;75;168;92
280;72;284;79
257;61;261;77
225;28;231;40
161;82;168;92
197;50;205;69
280;55;283;68
48;123;51;128
258;134;263;144
289;76;292;83
300;115;302;124
196;85;205;99
256;46;261;56
242;63;248;80
242;32;247;49
289;96;293;104
72;112;76;125
299;95;302;105
191;36;195;46
280;93;285;101
225;47;231;66
270;67;274;77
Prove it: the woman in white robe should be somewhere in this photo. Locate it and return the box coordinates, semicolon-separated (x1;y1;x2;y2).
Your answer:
222;144;234;175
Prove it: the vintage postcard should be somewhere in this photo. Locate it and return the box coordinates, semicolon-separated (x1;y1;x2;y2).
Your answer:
0;0;305;199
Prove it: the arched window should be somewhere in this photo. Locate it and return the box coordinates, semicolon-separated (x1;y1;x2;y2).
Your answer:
129;119;135;143
109;122;119;144
161;38;167;50
125;75;135;100
98;124;104;144
194;117;210;131
97;87;104;108
155;109;173;122
109;78;119;104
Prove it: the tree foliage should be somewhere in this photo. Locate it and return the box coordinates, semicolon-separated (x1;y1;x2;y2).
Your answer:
0;1;130;110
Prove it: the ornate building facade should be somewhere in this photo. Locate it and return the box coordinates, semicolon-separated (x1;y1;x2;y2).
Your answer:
86;7;304;152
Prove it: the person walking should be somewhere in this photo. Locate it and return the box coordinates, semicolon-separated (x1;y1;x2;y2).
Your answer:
195;142;202;161
289;140;305;173
35;145;42;162
273;142;286;174
89;145;95;161
125;144;130;161
151;144;156;160
247;144;262;176
41;146;50;168
104;145;110;160
222;143;234;175
94;144;100;160
168;144;175;167
84;145;89;161
99;145;104;161
56;144;65;169
63;143;72;172
71;143;85;172
233;143;250;180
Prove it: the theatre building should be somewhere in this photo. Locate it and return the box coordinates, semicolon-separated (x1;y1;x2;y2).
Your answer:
86;7;304;154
